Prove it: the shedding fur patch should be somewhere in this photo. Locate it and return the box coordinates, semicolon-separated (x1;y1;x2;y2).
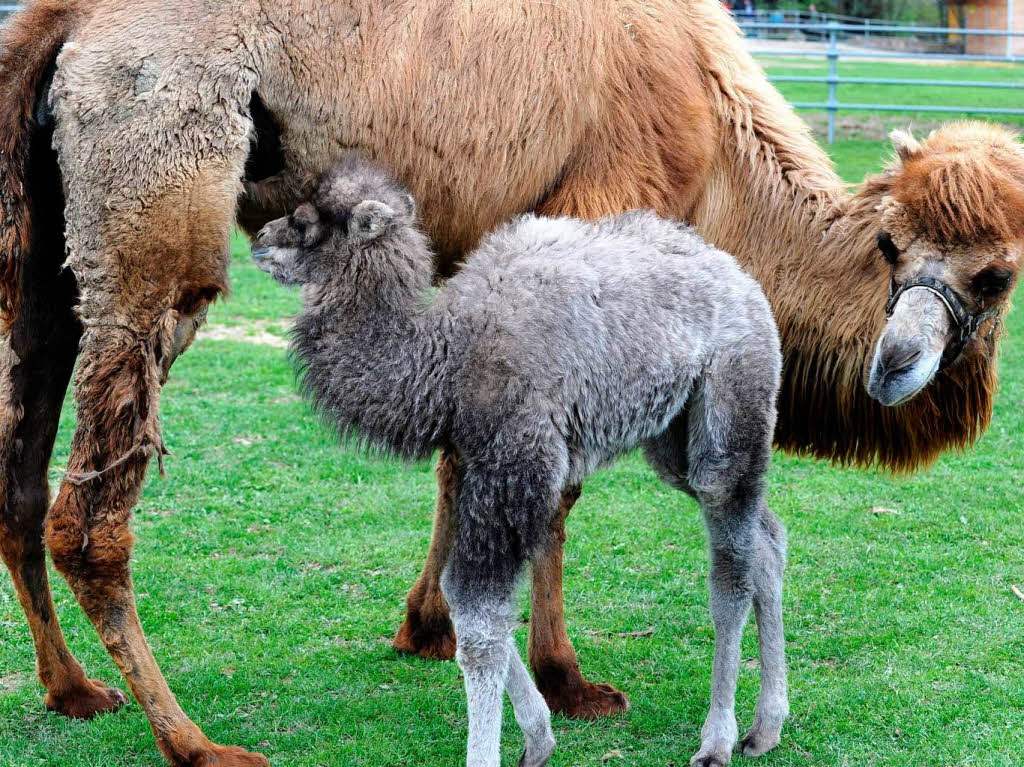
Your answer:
63;312;175;485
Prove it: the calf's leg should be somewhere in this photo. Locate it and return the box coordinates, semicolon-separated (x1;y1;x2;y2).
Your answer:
445;582;514;767
681;347;785;766
505;640;555;767
442;444;565;766
691;506;755;767
738;509;787;758
399;469;629;718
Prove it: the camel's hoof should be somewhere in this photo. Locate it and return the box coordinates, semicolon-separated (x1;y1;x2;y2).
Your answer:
539;678;630;720
737;728;781;758
45;679;128;719
392;612;456;661
192;745;270;767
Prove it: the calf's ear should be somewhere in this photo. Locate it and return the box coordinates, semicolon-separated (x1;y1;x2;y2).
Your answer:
350;200;395;242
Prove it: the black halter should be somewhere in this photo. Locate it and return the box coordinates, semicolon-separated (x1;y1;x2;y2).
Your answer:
885;270;1000;372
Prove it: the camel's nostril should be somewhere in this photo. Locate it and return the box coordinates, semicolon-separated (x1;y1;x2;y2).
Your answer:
252;248;271;265
881;343;922;374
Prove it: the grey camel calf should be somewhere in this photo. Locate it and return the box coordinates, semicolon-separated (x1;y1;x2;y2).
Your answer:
252;154;787;767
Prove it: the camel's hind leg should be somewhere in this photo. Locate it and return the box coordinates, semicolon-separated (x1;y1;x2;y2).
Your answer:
42;48;265;766
0;130;126;718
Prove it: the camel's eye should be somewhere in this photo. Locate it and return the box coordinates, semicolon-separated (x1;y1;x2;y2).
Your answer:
971;266;1014;297
876;232;899;265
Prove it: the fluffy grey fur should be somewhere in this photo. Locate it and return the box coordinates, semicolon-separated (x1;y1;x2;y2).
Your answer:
253;154;788;767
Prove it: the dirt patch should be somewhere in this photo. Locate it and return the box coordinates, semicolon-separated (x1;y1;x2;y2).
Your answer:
197;321;288;349
801;112;1021;142
0;672;30;693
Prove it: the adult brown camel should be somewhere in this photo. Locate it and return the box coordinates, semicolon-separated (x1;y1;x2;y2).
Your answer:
0;0;1022;765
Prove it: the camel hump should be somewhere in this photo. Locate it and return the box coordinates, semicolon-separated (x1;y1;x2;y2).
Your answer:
0;0;81;328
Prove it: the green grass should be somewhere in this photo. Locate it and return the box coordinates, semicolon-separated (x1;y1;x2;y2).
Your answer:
2;104;1024;766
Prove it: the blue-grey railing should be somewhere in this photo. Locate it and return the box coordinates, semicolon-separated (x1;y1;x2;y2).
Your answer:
739;20;1024;143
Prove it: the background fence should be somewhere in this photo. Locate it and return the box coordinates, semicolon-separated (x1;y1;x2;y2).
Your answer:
739;20;1024;142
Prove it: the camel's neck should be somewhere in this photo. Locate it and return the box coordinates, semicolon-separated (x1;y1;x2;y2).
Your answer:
293;234;453;459
690;65;996;469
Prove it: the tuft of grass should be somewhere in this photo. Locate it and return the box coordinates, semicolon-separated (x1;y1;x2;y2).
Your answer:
2;117;1023;765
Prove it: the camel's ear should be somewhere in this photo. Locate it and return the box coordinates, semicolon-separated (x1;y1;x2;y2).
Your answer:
404;193;416;219
890;129;921;163
350;200;395;242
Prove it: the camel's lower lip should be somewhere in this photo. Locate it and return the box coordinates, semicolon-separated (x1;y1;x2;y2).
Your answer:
883;388;919;407
867;354;940;407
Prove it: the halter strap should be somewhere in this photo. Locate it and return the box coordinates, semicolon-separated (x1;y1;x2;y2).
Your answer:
885;272;1000;372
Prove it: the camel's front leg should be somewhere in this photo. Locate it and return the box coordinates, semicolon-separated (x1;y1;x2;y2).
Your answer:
393;448;459;660
528;487;630;719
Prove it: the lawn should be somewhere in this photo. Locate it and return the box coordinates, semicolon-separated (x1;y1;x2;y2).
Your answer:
1;99;1023;766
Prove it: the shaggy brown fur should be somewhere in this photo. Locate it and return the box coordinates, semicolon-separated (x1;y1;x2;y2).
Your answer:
0;0;1021;763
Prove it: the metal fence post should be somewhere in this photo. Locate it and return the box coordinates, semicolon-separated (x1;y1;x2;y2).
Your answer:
826;21;839;144
1009;0;1016;60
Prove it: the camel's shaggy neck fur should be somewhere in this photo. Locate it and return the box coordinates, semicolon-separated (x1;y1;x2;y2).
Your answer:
292;225;455;460
689;12;997;469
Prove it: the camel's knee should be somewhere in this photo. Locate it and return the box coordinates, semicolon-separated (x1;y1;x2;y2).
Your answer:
46;498;133;589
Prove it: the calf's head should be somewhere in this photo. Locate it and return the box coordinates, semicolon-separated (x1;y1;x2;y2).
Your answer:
252;155;416;286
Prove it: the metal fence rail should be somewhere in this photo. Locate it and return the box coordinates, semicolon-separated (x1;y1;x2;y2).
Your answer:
739;20;1024;143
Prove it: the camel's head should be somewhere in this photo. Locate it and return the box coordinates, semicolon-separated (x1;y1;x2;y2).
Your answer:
867;123;1024;407
252;154;416;286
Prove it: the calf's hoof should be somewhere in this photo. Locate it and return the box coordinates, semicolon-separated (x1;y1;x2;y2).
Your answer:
537;676;630;719
45;679;128;719
519;732;555;767
737;727;781;758
690;750;732;767
392;611;457;661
